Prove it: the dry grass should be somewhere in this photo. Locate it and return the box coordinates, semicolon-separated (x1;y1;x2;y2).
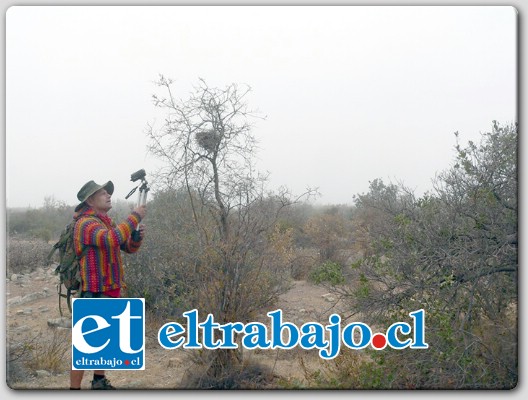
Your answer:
25;328;70;373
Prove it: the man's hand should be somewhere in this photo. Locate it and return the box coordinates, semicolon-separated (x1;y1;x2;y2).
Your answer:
134;204;147;220
138;224;146;241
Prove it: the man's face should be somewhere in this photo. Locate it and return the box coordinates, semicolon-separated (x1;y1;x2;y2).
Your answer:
87;188;112;213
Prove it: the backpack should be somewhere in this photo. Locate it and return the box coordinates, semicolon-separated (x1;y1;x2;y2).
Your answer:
47;217;87;316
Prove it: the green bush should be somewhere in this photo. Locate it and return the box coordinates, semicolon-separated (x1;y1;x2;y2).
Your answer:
309;261;345;285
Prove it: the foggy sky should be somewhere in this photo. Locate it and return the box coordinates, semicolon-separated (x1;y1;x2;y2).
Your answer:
6;5;517;208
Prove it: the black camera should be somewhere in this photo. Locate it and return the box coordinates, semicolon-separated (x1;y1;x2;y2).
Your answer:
130;169;146;183
125;169;149;204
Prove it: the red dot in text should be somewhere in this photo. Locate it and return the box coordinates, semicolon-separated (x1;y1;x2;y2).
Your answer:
371;333;387;349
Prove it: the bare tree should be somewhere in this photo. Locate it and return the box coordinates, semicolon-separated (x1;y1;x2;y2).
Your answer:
146;76;315;386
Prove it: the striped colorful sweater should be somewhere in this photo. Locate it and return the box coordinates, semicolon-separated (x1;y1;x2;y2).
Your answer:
73;206;142;293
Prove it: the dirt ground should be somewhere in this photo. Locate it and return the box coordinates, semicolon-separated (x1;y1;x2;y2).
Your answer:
6;265;347;390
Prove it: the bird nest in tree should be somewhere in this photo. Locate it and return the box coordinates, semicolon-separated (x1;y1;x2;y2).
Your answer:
195;129;221;152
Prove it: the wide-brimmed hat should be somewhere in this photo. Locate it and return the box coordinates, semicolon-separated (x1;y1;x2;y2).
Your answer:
75;180;114;211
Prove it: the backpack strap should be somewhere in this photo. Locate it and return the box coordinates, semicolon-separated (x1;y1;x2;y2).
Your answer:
58;284;66;316
58;287;75;316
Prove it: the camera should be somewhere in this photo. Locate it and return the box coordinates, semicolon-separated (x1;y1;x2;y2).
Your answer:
125;169;149;206
130;169;146;183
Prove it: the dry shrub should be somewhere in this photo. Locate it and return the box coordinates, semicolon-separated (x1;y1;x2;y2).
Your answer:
181;355;277;389
6;341;33;385
298;348;390;389
7;238;51;276
290;248;318;280
7;328;69;386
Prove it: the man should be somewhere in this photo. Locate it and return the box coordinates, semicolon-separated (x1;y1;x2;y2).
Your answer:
69;180;147;390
